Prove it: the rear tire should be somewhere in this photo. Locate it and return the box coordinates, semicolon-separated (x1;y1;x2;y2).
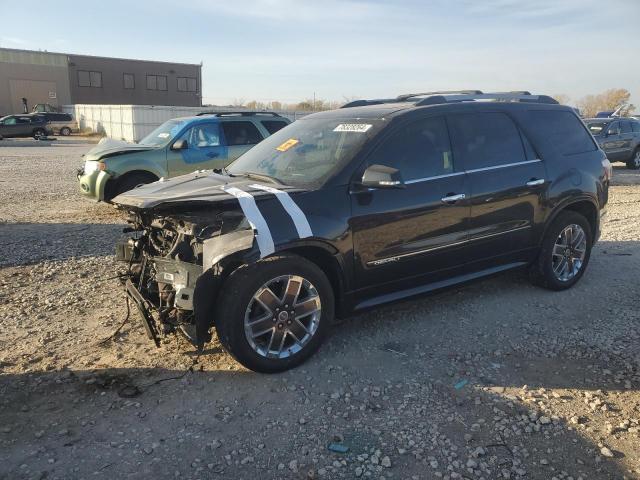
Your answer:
626;148;640;170
108;172;157;201
529;211;592;291
60;127;72;136
215;253;334;373
33;128;46;139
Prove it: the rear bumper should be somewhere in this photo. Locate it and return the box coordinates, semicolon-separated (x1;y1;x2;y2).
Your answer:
596;207;607;242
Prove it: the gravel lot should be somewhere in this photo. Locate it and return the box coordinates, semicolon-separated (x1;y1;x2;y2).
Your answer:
1;138;639;480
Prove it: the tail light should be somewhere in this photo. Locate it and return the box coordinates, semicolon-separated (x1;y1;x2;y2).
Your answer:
602;158;612;181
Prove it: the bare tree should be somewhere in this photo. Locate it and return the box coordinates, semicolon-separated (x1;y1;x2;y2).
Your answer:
577;88;634;118
230;98;246;107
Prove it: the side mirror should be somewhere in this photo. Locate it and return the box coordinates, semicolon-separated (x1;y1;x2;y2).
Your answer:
606;129;619;137
171;139;188;150
361;164;405;189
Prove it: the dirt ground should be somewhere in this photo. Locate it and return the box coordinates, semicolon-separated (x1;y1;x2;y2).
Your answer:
0;138;639;480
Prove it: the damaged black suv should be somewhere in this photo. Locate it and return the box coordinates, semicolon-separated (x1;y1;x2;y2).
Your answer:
114;91;610;373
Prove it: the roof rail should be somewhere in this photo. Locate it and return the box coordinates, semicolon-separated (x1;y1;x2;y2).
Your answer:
414;92;558;106
196;111;282;117
341;91;559;109
340;99;398;108
396;90;483;101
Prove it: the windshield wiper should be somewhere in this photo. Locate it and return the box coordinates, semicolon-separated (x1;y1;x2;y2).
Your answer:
238;171;283;185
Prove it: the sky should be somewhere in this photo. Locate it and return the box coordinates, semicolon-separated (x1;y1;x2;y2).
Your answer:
1;0;638;107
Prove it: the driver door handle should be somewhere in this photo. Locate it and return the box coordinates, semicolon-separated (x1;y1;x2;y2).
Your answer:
526;178;545;186
441;193;466;204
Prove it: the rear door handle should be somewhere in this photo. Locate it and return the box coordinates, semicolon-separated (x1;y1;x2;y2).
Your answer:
526;178;545;186
441;193;466;204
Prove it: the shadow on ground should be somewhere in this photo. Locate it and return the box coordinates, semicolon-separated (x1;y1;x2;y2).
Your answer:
0;222;125;266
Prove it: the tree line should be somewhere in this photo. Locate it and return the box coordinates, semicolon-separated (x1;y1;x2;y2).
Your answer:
555;88;635;118
221;89;635;116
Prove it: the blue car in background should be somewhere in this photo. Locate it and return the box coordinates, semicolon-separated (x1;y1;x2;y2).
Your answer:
77;111;290;202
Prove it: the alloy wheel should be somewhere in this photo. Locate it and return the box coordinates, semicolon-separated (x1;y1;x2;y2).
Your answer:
552;224;587;282
244;275;321;359
634;150;640;168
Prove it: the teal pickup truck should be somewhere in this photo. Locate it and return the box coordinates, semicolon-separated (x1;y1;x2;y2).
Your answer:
77;112;290;202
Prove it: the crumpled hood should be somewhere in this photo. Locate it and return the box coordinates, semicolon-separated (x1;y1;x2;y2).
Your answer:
112;171;303;209
84;138;155;161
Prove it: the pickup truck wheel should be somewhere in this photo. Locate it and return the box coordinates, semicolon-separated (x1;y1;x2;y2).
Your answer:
529;211;592;291
32;128;46;139
108;172;157;201
626;148;640;170
216;254;334;373
60;127;72;136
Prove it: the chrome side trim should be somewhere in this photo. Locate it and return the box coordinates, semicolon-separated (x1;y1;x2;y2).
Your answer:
405;172;464;184
366;225;531;266
466;159;541;174
403;159;542;185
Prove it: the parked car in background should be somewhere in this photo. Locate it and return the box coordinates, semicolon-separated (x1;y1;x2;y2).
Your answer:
36;112;78;136
0;114;52;139
112;90;610;372
585;117;640;169
77;112;291;202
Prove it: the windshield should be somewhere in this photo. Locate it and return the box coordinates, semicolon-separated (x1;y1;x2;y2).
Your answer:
586;121;609;135
227;117;385;187
139;119;188;146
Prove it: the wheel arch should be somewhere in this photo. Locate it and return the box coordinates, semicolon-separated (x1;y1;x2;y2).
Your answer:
279;243;347;317
104;169;159;201
543;197;599;243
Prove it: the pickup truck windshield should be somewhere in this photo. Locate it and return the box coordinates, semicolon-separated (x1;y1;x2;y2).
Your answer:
139;119;188;146
227;117;384;187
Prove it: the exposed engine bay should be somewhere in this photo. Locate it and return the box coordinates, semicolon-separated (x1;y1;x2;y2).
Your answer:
117;207;258;348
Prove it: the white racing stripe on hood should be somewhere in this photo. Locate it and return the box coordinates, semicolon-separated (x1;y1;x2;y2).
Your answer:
222;185;275;257
249;184;313;238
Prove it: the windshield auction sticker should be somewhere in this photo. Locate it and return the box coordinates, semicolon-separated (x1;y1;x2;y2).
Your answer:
333;123;372;133
276;138;299;152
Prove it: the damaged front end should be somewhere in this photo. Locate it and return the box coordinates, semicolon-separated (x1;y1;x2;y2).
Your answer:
117;207;258;349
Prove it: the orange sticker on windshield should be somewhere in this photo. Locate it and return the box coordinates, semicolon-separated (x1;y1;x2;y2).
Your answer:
276;138;299;152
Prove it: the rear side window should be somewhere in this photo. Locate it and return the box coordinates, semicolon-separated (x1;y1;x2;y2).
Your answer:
528;111;596;156
632;122;640;133
261;120;288;135
448;112;526;169
620;121;632;134
49;113;71;121
366;116;454;181
222;121;263;146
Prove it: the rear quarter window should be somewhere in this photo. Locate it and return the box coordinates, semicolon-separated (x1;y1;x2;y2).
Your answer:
528;110;596;156
222;121;264;146
261;120;289;135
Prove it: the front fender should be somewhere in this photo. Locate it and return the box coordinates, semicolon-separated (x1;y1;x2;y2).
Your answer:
105;154;168;180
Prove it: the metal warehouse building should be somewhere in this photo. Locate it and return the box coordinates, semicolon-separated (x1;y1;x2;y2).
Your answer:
0;47;202;115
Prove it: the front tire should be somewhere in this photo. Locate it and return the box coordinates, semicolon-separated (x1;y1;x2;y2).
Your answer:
626;148;640;170
60;127;72;136
216;254;334;373
529;211;592;290
33;128;46;139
